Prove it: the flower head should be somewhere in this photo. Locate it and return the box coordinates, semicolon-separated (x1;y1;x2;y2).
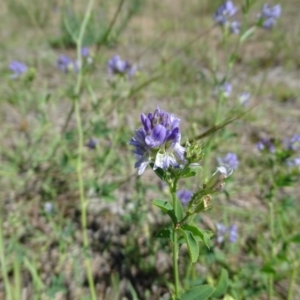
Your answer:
9;61;28;78
230;20;241;34
258;4;281;29
217;152;239;170
284;134;300;151
216;223;238;244
177;189;193;206
86;138;99;150
216;223;227;243
214;1;238;25
286;157;300;167
228;224;238;243
57;55;73;73
81;47;89;57
214;1;240;35
256;138;275;153
107;55;136;77
129;107;186;175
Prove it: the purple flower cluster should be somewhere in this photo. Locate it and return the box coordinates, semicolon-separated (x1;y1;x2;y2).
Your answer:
284;134;300;151
256;138;275;153
57;55;76;73
57;47;92;73
216;223;238;244
129;107;186;175
214;1;240;34
259;4;281;29
177;189;193;206
286;157;300;167
107;55;136;77
9;61;28;79
217;152;239;170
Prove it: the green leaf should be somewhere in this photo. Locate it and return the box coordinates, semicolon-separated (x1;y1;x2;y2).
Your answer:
239;26;256;44
211;269;229;298
175;197;184;221
180;165;201;178
179;229;199;263
155;228;173;241
181;284;215;300
152;199;177;224
153;167;167;181
181;225;212;249
290;234;300;244
261;264;276;275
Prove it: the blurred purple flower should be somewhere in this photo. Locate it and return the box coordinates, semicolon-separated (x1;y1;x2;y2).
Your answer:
216;223;227;243
44;202;53;214
261;4;281;19
258;4;281;29
256;138;275;153
107;55;136;77
86;138;99;150
217;152;239;170
129;107;186;175
214;82;232;98
214;1;238;25
228;224;238;243
216;223;238;244
57;55;73;73
9;61;28;78
284;134;300;151
177;189;193;206
230;20;241;34
81;47;89;57
286;157;300;167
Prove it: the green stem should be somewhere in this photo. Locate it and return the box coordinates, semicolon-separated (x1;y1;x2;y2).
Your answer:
73;0;96;299
287;265;298;300
268;193;275;300
170;182;180;298
0;214;12;300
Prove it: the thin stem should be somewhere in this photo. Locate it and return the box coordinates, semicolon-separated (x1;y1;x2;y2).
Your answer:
73;0;96;299
170;182;180;298
287;265;298;300
0;214;12;300
268;188;275;300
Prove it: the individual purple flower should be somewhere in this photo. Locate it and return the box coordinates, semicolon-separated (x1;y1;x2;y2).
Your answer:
129;107;186;175
286;157;300;167
256;138;275;153
81;47;89;57
86;138;99;150
216;223;227;244
214;1;238;25
214;82;232;98
217;153;239;170
258;4;281;29
216;223;238;244
57;54;73;73
284;134;300;152
9;61;28;78
228;224;238;243
44;202;53;214
177;189;193;206
230;20;241;34
107;55;136;77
